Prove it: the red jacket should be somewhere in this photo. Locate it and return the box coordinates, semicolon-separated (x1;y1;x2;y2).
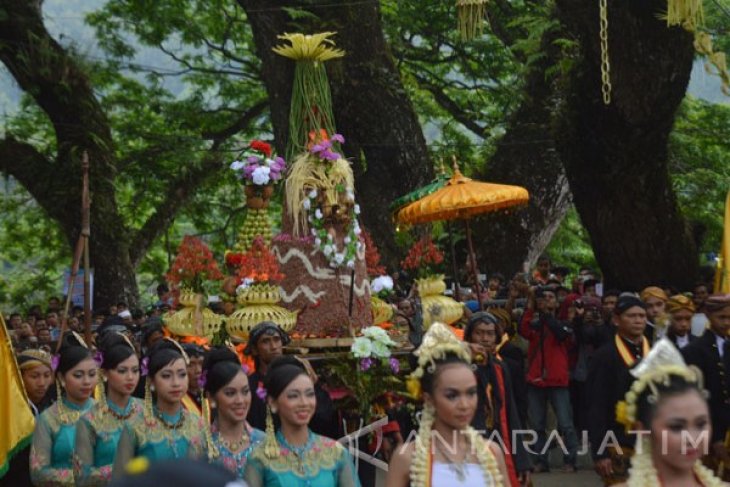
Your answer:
519;309;574;387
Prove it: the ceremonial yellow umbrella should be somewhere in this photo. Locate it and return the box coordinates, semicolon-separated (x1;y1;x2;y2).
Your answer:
396;160;529;309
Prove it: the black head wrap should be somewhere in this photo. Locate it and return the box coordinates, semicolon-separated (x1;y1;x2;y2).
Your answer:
614;295;647;315
244;321;290;355
464;312;498;342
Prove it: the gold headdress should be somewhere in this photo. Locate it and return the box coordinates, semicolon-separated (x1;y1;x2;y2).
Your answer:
162;337;190;365
616;338;701;431
17;349;52;371
666;294;696;314
618;340;723;487
407;323;503;486
406;322;471;400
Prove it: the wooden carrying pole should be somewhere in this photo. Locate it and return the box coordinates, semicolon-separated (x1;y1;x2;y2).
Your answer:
57;152;91;350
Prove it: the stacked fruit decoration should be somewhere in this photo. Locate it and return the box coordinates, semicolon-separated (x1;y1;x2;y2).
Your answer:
164;236;225;339
230;140;286;251
225;237;297;341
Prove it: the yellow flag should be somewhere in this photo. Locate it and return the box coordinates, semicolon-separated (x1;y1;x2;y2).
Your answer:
715;190;730;294
0;315;35;478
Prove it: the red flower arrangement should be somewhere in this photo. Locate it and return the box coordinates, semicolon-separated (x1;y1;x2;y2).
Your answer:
224;250;244;268
362;230;386;277
401;237;444;278
236;237;285;285
250;140;272;157
166;236;224;293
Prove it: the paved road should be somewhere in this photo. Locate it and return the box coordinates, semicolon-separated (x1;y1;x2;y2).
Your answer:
532;470;603;486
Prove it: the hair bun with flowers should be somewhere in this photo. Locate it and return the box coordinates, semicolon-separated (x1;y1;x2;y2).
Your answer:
405;323;472;401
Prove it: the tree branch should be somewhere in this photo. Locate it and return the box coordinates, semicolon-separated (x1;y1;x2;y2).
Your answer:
202;99;268;141
129;141;224;266
409;73;488;138
0;137;54;195
0;0;115;167
129;99;268;265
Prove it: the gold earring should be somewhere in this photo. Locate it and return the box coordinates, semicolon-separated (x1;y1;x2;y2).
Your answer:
150;385;155;392
210;401;217;409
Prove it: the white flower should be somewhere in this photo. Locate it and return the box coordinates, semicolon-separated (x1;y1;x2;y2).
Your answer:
327;233;334;241
354;204;361;215
314;238;322;246
371;275;394;293
351;337;372;358
315;209;323;220
230;160;246;170
346;189;355;201
236;278;254;294
323;244;334;256
347;259;355;269
363;326;387;340
302;199;311;210
344;236;351;244
354;225;362;236
334;253;345;265
371;341;391;359
311;228;317;236
252;166;271;185
308;189;318;199
357;242;365;253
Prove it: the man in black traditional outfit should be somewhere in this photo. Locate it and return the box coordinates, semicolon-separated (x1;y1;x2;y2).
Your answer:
587;295;649;485
682;293;730;481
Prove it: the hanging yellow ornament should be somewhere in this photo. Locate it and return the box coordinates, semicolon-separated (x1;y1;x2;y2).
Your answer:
457;0;489;41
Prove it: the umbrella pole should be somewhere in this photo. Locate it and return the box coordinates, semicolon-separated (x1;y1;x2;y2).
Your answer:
446;221;461;302
465;220;482;310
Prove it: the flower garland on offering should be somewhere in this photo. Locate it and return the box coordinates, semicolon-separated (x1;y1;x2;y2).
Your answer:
407;323;503;486
614;338;724;487
401;237;444;279
286;133;363;269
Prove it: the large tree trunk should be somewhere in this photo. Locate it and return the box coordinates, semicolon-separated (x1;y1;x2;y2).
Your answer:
0;0;140;310
554;0;698;290
237;0;433;266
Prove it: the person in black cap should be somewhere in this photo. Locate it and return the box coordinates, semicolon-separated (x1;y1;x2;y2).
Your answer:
587;294;649;485
244;321;340;440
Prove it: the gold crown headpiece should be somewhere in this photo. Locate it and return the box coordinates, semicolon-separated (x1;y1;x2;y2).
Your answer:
616;338;703;430
406;323;471;399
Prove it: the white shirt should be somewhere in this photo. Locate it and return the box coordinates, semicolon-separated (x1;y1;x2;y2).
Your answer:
432;462;491;486
716;333;726;359
691;313;708;337
676;334;690;349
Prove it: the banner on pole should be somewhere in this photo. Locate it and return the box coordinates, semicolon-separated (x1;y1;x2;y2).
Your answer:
62;268;94;309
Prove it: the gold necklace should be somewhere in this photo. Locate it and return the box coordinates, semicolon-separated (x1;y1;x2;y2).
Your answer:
154;408;185;430
219;429;250;453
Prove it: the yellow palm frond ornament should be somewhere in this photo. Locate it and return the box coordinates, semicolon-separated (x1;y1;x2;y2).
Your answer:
457;0;489;41
273;32;345;159
272;32;345;63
